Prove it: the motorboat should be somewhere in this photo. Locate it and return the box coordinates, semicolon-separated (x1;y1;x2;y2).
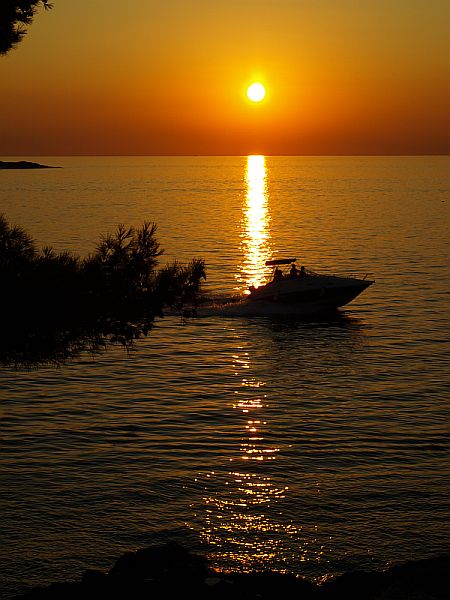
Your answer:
192;258;374;317
245;258;374;313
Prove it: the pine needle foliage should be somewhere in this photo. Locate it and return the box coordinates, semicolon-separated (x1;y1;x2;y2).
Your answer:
0;1;53;55
0;215;206;365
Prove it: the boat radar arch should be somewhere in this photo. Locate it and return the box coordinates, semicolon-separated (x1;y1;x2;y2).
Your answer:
265;258;296;266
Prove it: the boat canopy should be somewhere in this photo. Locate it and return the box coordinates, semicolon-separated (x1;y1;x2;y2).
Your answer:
265;258;296;266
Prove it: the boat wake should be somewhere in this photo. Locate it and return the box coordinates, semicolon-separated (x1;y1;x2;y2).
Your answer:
193;294;340;318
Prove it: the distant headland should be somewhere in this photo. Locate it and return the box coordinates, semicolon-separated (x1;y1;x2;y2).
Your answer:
0;160;60;169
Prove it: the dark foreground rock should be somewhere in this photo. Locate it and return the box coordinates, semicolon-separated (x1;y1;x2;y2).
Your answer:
13;543;450;600
0;160;60;169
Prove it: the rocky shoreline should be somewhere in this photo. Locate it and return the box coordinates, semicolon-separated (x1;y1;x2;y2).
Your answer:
0;160;60;169
14;543;450;599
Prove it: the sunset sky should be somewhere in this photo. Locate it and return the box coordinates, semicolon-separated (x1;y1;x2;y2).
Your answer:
1;0;449;155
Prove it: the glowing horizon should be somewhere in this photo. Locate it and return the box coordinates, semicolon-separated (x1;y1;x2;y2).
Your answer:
0;1;448;155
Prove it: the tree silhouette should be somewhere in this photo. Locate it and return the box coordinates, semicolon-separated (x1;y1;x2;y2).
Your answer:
0;1;52;55
0;215;206;366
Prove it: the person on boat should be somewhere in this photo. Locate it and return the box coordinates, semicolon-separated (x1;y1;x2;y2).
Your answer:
290;263;299;278
273;267;283;281
300;265;306;277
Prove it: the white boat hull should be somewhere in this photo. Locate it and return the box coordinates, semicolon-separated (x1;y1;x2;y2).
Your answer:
197;274;373;317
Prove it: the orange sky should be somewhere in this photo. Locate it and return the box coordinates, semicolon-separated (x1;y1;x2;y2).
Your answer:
1;0;449;155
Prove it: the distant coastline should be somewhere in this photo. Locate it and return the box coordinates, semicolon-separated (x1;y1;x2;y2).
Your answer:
0;160;60;169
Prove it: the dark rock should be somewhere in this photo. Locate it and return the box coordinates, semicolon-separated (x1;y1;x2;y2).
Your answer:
80;569;107;586
321;555;450;599
14;582;82;599
218;572;318;599
320;569;386;599
110;540;210;583
379;555;450;600
13;545;450;600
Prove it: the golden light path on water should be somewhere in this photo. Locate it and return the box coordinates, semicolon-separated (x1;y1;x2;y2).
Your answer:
236;155;272;292
188;157;325;572
190;341;324;571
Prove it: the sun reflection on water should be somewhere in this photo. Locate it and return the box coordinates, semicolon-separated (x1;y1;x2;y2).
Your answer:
237;155;272;292
189;339;325;573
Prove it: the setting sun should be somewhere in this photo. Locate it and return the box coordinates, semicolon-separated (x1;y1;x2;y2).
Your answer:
247;83;266;103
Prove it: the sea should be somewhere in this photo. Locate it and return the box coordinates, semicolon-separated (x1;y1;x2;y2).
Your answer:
1;156;449;598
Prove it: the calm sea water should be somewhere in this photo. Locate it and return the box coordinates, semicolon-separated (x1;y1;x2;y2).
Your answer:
1;156;449;598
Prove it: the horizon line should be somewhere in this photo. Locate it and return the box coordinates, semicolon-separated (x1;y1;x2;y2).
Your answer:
2;153;449;158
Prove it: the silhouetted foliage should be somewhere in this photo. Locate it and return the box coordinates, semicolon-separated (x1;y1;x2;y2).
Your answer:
0;1;52;55
0;215;206;366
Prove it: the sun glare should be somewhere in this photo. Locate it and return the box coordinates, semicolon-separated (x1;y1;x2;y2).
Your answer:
247;83;266;103
240;155;271;291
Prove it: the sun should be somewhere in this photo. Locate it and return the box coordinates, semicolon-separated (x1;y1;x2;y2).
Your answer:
247;82;266;103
